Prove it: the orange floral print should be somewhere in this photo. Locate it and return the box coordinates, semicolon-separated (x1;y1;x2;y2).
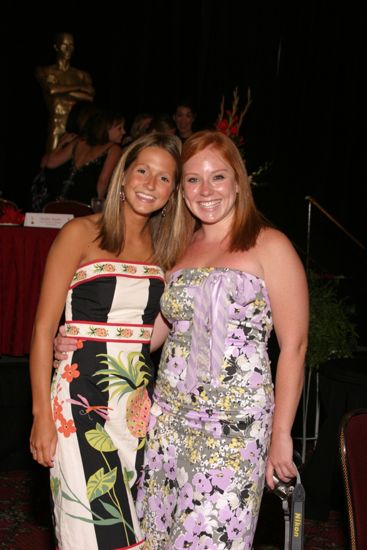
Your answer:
120;328;133;338
124;265;137;274
144;267;160;275
66;325;80;336
53;396;63;421
140;329;151;340
95;327;108;337
62;363;80;383
75;271;87;281
58;418;76;437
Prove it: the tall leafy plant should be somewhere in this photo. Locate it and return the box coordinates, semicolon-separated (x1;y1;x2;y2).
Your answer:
300;272;358;462
307;272;358;370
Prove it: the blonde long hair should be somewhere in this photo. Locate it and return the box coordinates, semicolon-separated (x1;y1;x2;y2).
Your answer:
98;133;182;270
168;130;268;267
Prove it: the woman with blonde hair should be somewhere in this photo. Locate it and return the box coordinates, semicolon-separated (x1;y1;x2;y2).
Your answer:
29;133;181;550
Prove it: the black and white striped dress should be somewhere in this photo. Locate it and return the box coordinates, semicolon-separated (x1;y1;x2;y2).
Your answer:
50;259;164;550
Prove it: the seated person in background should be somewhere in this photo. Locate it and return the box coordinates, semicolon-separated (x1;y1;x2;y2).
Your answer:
41;101;97;164
32;101;97;211
43;109;122;204
122;112;153;146
49;100;97;152
147;113;177;135
173;100;196;142
104;109;126;145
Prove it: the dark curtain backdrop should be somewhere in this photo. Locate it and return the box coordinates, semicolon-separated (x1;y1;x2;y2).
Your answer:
3;1;366;296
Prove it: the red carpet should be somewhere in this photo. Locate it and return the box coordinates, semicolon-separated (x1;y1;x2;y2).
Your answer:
0;468;348;549
0;469;54;550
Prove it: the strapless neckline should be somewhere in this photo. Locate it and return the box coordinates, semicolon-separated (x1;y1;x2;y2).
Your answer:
168;266;265;284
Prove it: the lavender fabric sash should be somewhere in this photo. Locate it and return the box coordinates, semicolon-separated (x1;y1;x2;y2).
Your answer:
184;270;254;392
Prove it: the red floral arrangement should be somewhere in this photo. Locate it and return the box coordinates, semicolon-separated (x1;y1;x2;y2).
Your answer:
0;201;25;225
215;87;252;156
215;87;271;186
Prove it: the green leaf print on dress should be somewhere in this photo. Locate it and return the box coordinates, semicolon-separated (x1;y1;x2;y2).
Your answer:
95;351;152;442
85;422;117;452
50;424;136;540
95;351;152;400
87;467;118;501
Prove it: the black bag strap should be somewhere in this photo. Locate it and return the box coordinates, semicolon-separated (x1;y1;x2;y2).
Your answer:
272;467;305;550
289;470;305;549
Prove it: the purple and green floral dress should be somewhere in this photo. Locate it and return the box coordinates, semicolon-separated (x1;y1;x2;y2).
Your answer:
136;267;275;549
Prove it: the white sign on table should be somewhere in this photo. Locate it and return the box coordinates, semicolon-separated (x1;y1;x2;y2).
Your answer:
24;212;74;229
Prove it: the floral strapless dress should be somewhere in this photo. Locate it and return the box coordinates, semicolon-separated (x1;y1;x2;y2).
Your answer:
137;268;275;550
50;260;164;550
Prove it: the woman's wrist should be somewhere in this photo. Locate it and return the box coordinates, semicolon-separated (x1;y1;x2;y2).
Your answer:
271;425;292;438
32;404;53;418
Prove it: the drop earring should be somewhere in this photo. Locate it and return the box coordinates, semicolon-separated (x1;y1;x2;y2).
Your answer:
120;187;125;201
161;205;167;217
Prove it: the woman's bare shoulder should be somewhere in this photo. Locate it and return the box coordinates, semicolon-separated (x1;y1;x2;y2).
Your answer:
108;143;122;154
257;226;305;281
257;226;293;250
56;214;100;243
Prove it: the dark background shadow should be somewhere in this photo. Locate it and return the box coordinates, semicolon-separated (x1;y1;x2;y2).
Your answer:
2;6;366;330
2;2;365;250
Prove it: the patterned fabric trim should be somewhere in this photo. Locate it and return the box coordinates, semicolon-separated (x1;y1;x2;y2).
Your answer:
65;321;153;343
70;260;164;288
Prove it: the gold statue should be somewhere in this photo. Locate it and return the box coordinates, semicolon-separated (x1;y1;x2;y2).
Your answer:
36;32;95;152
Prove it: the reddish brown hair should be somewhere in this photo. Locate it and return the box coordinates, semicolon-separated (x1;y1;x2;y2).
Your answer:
170;130;268;265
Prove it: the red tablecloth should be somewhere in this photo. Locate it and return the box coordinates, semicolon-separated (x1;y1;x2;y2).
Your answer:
0;226;59;356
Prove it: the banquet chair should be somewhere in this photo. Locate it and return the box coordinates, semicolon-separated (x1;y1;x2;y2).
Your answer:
43;200;92;218
0;198;19;212
339;408;367;550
